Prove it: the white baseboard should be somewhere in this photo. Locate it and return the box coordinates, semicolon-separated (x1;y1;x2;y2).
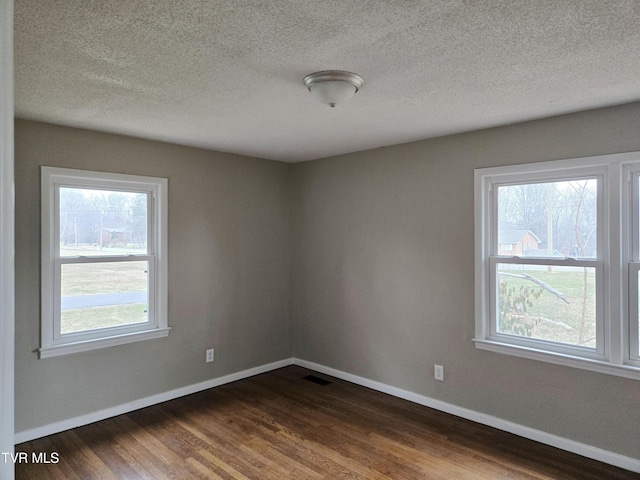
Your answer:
15;356;640;474
293;358;640;474
14;358;293;444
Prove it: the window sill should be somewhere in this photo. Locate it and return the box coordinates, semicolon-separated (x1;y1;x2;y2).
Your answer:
39;327;171;359
473;339;640;381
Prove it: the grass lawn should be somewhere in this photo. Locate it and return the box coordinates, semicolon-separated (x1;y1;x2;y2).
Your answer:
61;303;148;334
62;261;148;296
498;266;596;348
60;258;148;334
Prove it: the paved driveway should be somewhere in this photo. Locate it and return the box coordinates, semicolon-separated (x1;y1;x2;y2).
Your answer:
61;291;147;310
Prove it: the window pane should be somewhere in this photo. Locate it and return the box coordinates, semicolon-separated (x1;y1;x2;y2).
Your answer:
59;187;148;257
496;263;596;348
638;177;640;260
60;261;149;334
497;179;597;258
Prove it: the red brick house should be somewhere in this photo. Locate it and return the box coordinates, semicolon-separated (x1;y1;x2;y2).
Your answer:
498;230;541;256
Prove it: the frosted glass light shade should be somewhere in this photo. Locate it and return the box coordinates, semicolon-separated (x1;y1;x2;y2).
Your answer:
308;81;356;107
304;71;364;107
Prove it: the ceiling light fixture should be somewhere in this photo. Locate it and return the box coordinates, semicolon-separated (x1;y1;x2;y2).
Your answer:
303;70;364;108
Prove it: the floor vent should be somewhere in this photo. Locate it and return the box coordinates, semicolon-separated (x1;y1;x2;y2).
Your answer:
303;375;332;386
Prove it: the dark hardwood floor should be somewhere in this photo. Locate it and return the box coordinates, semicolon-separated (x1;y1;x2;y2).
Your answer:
15;366;638;479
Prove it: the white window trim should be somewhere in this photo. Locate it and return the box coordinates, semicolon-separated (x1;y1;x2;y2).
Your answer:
474;152;640;380
40;167;169;358
624;166;640;365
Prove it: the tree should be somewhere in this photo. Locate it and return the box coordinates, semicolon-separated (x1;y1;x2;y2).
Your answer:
59;188;85;246
498;280;543;337
498;183;550;237
568;180;597;345
128;194;147;248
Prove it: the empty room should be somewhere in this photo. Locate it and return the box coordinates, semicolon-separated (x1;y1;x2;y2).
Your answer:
2;1;640;479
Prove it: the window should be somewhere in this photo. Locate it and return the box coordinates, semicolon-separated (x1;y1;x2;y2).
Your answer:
628;168;640;363
475;153;640;379
41;167;168;358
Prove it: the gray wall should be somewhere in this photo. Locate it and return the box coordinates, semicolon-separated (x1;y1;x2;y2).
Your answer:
15;103;640;460
15;120;293;431
292;102;640;459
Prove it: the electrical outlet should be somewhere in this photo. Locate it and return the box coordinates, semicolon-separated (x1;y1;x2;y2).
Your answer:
434;364;444;381
206;348;214;363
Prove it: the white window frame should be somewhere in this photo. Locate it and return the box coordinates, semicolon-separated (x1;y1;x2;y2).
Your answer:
474;152;640;380
625;166;640;366
41;167;169;358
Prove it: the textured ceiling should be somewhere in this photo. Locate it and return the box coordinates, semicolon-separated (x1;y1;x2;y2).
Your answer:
15;1;640;162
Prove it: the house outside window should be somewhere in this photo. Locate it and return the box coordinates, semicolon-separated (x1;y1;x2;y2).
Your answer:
40;167;169;358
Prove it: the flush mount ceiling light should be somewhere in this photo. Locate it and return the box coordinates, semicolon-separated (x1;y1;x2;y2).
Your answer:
303;70;364;108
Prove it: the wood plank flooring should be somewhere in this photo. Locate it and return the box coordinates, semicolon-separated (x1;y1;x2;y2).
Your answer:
15;366;638;479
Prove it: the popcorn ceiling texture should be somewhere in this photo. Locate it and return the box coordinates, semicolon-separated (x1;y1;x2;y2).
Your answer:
14;1;640;162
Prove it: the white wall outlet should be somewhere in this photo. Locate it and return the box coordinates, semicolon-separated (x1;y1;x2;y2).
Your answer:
434;364;444;381
206;348;214;363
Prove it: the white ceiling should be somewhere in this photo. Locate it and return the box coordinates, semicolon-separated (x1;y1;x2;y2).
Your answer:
15;1;640;162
